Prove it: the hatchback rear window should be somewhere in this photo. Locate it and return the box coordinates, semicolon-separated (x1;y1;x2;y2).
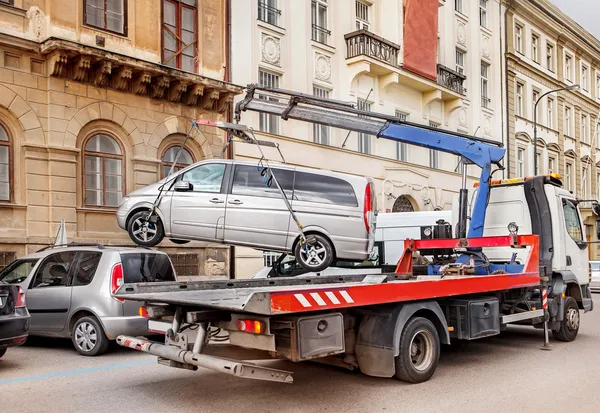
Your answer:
120;253;176;283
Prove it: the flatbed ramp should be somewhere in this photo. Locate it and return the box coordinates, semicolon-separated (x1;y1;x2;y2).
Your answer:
116;271;541;315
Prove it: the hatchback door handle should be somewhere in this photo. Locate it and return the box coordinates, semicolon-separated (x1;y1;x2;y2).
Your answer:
210;198;224;204
228;200;243;205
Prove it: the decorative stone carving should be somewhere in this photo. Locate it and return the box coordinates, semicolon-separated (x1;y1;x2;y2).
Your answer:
184;84;205;106
168;80;189;102
458;108;468;127
201;89;220;110
112;66;132;90
93;61;112;86
151;76;170;99
217;92;235;113
72;56;92;82
484;116;492;134
315;53;332;82
457;23;467;46
132;71;152;95
482;36;491;58
49;53;68;77
26;6;46;41
261;33;281;66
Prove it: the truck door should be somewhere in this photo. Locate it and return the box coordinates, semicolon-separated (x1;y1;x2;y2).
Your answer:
561;198;589;285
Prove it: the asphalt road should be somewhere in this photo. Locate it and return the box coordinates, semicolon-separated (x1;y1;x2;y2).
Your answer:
2;298;600;413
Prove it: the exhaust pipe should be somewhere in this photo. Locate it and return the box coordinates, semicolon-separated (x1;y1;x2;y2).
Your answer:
117;336;293;384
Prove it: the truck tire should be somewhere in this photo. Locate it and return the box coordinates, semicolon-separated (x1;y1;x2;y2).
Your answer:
552;296;580;342
394;316;440;383
71;316;110;356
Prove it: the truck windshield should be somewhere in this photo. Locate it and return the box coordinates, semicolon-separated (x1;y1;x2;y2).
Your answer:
120;253;176;283
0;259;39;284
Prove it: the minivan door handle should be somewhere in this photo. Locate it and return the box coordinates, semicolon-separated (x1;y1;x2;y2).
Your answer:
228;199;243;205
209;198;224;204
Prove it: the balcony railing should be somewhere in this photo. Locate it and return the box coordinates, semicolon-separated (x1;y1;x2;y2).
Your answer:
312;24;331;45
437;64;467;95
258;1;281;26
481;96;491;108
345;29;401;68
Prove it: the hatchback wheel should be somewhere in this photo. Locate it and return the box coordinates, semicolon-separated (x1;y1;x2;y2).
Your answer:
127;211;164;247
72;316;110;356
294;234;334;272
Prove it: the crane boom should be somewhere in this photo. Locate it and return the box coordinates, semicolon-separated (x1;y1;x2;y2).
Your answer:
234;84;506;239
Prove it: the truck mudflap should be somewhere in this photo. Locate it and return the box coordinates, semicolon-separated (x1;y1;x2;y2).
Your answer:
116;336;293;384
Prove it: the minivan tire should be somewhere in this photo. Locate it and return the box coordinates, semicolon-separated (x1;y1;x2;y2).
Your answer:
0;348;6;358
71;316;110;356
127;211;165;247
294;234;334;272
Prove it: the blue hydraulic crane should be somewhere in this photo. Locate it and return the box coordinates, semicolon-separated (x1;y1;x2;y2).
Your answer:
234;84;506;242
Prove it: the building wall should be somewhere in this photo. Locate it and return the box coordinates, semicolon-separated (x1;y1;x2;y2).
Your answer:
230;0;503;277
0;0;240;276
504;0;600;259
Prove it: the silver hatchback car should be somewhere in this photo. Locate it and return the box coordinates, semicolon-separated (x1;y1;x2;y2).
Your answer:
0;244;177;356
117;159;377;272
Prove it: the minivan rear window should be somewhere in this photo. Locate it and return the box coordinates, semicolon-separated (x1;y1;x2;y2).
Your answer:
294;172;358;207
120;253;176;283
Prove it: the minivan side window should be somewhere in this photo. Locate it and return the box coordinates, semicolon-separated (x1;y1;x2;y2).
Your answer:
180;163;226;193
231;165;294;199
30;252;76;289
71;252;102;287
294;172;358;207
563;199;583;242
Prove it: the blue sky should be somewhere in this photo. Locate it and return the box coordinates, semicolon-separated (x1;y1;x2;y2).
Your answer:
550;0;600;40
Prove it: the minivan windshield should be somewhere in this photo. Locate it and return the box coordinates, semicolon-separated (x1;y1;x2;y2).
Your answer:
120;253;176;283
0;259;39;284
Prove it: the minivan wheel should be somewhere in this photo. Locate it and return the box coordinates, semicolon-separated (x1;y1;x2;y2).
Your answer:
0;348;6;358
72;316;110;356
128;211;164;247
294;234;334;272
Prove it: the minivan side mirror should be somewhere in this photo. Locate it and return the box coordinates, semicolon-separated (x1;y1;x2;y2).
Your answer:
174;181;193;192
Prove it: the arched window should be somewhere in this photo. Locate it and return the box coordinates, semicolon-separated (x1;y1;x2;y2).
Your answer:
392;195;415;212
0;124;10;201
161;146;194;178
84;133;123;207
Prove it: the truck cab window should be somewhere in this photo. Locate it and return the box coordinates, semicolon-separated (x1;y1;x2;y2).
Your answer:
563;199;583;242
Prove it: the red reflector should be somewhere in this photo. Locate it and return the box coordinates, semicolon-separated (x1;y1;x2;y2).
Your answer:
111;263;124;302
139;306;149;318
364;183;372;233
11;337;26;343
15;286;26;307
236;319;265;334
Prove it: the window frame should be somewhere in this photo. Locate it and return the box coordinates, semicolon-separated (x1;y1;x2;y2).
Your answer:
481;61;490;108
517;147;525;177
0;122;12;203
547;97;554;129
357;99;372;154
83;132;125;209
516;82;524;117
455;48;465;75
514;23;523;54
311;0;330;45
581;64;589;91
565;54;572;81
531;33;539;62
313;85;331;145
581;114;588;144
257;0;281;27
160;144;195;179
565;106;572;137
258;68;281;135
565;161;573;191
479;0;488;28
83;0;128;36
161;0;198;73
546;43;554;72
395;110;408;162
355;0;370;31
548;156;556;174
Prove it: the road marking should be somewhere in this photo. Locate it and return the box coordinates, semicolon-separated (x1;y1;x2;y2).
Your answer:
294;293;311;308
310;292;327;306
0;359;155;386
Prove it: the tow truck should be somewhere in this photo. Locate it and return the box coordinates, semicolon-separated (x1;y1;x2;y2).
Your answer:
115;85;594;384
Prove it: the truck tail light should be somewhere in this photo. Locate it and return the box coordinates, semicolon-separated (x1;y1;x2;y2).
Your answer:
110;263;124;302
236;319;265;334
15;286;26;308
364;182;373;233
139;306;149;318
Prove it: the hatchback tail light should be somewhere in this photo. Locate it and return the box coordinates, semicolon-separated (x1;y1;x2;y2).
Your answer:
15;286;26;308
364;182;373;233
110;263;124;302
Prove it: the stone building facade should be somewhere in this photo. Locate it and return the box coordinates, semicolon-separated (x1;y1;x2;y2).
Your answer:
504;0;600;258
0;0;241;276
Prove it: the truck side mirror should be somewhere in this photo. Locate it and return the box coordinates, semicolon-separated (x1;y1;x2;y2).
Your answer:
174;181;193;192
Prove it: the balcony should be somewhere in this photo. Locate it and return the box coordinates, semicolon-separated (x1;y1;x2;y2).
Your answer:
258;1;281;27
312;24;331;45
436;65;466;95
344;30;465;102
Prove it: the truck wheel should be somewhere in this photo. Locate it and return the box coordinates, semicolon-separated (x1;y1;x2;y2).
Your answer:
128;211;164;247
394;316;440;383
72;316;110;356
294;234;334;272
0;348;6;358
552;296;580;342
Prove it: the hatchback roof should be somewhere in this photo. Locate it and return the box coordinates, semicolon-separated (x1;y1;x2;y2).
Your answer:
23;245;167;260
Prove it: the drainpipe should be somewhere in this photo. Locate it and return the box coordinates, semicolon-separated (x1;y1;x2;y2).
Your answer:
225;0;235;280
503;0;517;178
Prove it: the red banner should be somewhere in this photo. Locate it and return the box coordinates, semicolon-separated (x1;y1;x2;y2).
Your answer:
403;0;438;81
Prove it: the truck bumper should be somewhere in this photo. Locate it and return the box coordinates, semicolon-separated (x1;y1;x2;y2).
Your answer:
582;285;594;313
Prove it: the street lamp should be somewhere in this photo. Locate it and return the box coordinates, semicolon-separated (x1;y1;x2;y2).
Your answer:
533;84;580;175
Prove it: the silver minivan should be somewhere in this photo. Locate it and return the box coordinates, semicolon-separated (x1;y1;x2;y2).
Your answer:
0;244;177;356
117;159;377;271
